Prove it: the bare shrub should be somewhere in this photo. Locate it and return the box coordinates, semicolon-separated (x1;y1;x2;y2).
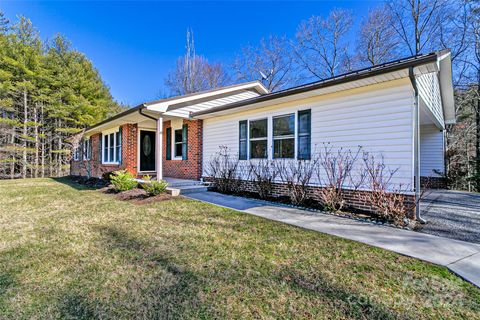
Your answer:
316;144;362;211
205;146;240;193
248;159;278;199
360;151;411;224
276;159;317;206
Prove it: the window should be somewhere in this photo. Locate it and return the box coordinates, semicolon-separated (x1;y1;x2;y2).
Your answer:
73;147;79;161
249;119;267;159
273;114;295;158
83;139;91;161
174;129;183;158
239;120;247;160
297;110;311;160
116;131;122;163
102;130;120;164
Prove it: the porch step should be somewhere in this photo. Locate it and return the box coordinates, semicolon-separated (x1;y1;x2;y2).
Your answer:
175;185;209;194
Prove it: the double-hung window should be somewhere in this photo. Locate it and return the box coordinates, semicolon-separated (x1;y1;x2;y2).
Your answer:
102;130;121;164
174;129;183;158
83;139;91;161
273;114;295;158
297;110;311;160
249;119;268;159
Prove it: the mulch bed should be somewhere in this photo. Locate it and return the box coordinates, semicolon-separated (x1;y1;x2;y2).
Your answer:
100;185;174;204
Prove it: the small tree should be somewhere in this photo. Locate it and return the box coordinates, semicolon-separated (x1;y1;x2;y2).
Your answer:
205;146;240;193
248;159;278;199
276;159;317;206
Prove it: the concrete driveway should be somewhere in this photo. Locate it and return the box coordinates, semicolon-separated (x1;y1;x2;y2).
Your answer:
419;189;480;244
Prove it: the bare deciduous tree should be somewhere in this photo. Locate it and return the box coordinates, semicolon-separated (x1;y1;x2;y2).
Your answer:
387;0;447;55
355;5;399;66
165;29;230;96
232;35;295;92
294;8;353;80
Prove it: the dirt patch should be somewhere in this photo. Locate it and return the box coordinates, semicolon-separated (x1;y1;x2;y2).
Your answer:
115;188;149;201
102;187;173;204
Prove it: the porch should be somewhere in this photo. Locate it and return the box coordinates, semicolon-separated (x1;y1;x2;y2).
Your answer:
78;81;268;181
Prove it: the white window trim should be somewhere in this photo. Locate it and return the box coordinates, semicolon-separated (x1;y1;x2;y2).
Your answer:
173;128;183;160
272;113;296;159
241;110;309;161
102;129;120;165
248;117;268;159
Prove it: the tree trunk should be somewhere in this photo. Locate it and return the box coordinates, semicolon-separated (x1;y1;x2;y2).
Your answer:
22;89;28;179
57;118;62;177
33;103;39;178
476;73;480;192
40;103;45;178
9;125;15;179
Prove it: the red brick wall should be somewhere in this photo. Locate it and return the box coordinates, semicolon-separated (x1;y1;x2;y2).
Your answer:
122;124;138;175
71;120;204;180
70;123;138;178
162;119;203;180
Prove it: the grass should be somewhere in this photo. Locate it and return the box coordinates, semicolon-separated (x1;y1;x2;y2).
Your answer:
0;178;479;319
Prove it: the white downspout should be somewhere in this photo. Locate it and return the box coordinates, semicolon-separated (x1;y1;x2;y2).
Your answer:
409;67;426;223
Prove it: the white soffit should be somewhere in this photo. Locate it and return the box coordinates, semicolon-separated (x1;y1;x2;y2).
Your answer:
145;81;268;114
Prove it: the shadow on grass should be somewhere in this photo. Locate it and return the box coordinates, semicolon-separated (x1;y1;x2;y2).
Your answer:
85;225;212;318
52;176;107;191
275;267;412;320
58;292;99;320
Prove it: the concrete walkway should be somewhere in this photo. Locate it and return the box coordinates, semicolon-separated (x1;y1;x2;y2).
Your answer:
186;191;480;288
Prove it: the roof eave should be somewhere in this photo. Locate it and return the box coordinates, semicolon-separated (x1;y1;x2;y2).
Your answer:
191;53;439;118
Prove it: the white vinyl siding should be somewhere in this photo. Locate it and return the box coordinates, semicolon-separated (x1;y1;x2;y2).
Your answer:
202;79;415;191
420;124;444;177
417;72;443;126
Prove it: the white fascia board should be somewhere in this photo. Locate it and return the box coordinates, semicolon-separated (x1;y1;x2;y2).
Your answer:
438;52;455;124
145;82;268;113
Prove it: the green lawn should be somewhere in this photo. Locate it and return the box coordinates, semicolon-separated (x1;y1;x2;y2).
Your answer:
0;178;479;319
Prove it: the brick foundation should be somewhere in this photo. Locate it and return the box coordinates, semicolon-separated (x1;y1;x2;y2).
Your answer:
206;178;416;219
162;119;203;180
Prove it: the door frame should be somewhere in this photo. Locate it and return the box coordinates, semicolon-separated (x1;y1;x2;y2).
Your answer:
137;128;157;174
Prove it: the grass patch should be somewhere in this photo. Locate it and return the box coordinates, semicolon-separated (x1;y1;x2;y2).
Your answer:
0;178;479;319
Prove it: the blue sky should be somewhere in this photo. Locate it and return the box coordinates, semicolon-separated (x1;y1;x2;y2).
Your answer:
2;1;381;106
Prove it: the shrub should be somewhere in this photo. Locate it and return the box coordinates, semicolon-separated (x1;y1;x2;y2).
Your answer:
249;159;278;199
205;146;241;194
316;144;363;211
360;152;410;224
142;180;169;196
276;159;316;206
110;170;138;192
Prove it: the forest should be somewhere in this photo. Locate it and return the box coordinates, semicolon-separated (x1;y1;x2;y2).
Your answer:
0;13;123;179
0;0;479;192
